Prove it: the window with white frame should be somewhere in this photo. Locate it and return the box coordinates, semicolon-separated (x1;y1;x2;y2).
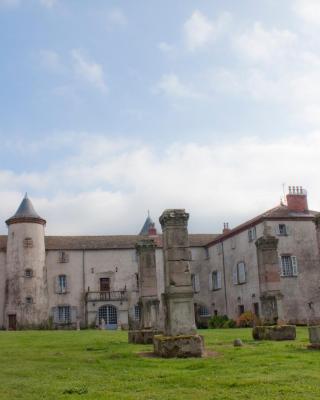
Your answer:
58;306;71;323
277;224;288;236
233;262;247;285
248;227;257;242
211;271;222;290
198;305;210;317
57;275;67;293
134;304;141;321
58;250;69;263
280;255;298;277
191;274;200;293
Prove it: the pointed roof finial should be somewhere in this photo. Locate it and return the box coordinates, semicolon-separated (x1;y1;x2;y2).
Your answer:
6;194;46;226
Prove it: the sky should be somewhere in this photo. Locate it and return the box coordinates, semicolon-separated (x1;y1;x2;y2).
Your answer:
1;0;320;235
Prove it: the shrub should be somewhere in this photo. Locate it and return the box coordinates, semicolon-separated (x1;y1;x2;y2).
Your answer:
209;315;236;329
237;311;260;328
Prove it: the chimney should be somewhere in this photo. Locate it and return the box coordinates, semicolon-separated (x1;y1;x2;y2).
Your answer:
148;222;157;236
286;186;308;212
223;222;231;234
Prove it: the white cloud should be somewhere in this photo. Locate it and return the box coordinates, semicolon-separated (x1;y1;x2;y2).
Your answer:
158;42;174;53
235;22;296;63
106;8;127;27
183;10;231;51
71;50;107;92
39;0;57;8
39;50;64;72
293;0;320;24
154;73;202;99
1;132;320;235
0;0;19;7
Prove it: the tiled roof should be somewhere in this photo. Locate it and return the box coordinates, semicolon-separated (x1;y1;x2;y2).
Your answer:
6;194;45;225
206;204;318;247
0;233;218;251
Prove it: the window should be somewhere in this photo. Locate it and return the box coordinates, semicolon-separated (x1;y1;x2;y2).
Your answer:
233;262;247;285
253;302;260;317
25;269;33;278
58;275;67;293
134;273;139;290
191;274;200;293
134;305;141;321
23;238;33;248
58;306;71;323
238;305;245;316
25;296;33;304
211;271;222;290
214;310;218;316
217;243;223;255
280;255;298;277
100;278;110;292
231;237;236;249
58;251;69;263
277;224;288;236
199;305;209;317
248;227;257;242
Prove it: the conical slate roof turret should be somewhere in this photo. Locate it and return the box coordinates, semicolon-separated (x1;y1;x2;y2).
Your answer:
6;194;46;226
139;211;157;236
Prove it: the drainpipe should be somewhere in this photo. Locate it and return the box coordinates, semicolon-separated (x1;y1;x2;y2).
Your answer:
82;248;86;327
221;242;229;316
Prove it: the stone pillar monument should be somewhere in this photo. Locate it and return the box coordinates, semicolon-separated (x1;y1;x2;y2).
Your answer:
128;239;161;344
255;223;284;324
153;209;204;357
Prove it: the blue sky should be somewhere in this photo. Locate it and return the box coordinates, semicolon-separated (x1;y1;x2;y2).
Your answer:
1;0;320;234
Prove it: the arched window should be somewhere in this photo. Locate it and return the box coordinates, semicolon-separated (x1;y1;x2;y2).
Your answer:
98;305;117;329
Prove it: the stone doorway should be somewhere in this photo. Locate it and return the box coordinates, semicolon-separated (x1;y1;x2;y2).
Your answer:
8;314;16;331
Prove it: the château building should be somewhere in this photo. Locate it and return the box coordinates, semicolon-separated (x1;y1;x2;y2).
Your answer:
0;187;319;330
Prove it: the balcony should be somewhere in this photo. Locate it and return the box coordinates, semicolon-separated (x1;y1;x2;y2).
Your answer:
85;290;128;303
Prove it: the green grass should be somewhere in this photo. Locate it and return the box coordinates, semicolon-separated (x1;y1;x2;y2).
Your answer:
0;328;319;400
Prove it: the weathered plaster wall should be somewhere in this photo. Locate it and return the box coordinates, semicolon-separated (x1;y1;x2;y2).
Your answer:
0;250;6;328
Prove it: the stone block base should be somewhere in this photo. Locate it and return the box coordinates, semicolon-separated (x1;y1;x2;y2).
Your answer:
308;326;320;346
153;334;204;358
252;325;296;341
128;329;162;344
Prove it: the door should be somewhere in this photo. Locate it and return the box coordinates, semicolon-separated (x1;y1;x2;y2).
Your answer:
8;314;16;331
100;278;110;292
98;305;118;330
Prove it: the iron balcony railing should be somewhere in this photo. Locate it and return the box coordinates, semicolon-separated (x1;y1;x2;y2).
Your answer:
85;290;128;302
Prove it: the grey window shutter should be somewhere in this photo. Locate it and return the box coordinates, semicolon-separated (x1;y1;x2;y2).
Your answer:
238;262;246;284
217;271;222;289
52;307;59;323
195;274;200;293
279;256;284;276
286;225;290;235
65;275;69;293
275;225;280;235
291;256;298;276
54;276;60;294
209;273;213;291
71;307;77;323
232;265;238;285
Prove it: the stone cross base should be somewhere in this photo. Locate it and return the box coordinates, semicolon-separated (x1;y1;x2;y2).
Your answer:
308;326;320;346
153;334;204;358
128;329;163;345
252;325;296;341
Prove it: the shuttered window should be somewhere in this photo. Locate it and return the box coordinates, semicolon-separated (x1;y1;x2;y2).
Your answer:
212;271;222;290
233;262;247;284
280;255;298;277
191;274;200;293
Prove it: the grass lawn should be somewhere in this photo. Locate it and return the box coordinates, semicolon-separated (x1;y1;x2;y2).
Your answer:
0;327;319;400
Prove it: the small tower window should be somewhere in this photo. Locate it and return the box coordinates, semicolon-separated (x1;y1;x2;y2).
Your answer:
58;251;69;263
25;296;33;304
23;238;33;248
25;269;33;278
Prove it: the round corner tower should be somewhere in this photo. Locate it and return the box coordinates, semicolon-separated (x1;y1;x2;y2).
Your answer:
5;194;48;329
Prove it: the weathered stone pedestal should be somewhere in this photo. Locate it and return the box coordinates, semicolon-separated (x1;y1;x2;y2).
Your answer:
153;209;204;358
128;239;162;344
252;325;296;341
153;334;204;358
128;329;162;344
308;326;320;349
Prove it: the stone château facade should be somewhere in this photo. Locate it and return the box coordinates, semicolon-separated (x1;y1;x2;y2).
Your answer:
0;186;319;330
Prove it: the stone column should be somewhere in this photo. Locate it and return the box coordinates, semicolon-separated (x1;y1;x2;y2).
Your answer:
255;223;284;324
128;239;161;344
153;209;204;357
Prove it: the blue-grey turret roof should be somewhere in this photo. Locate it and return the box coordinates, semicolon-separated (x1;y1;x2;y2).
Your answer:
6;194;46;225
139;211;157;235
